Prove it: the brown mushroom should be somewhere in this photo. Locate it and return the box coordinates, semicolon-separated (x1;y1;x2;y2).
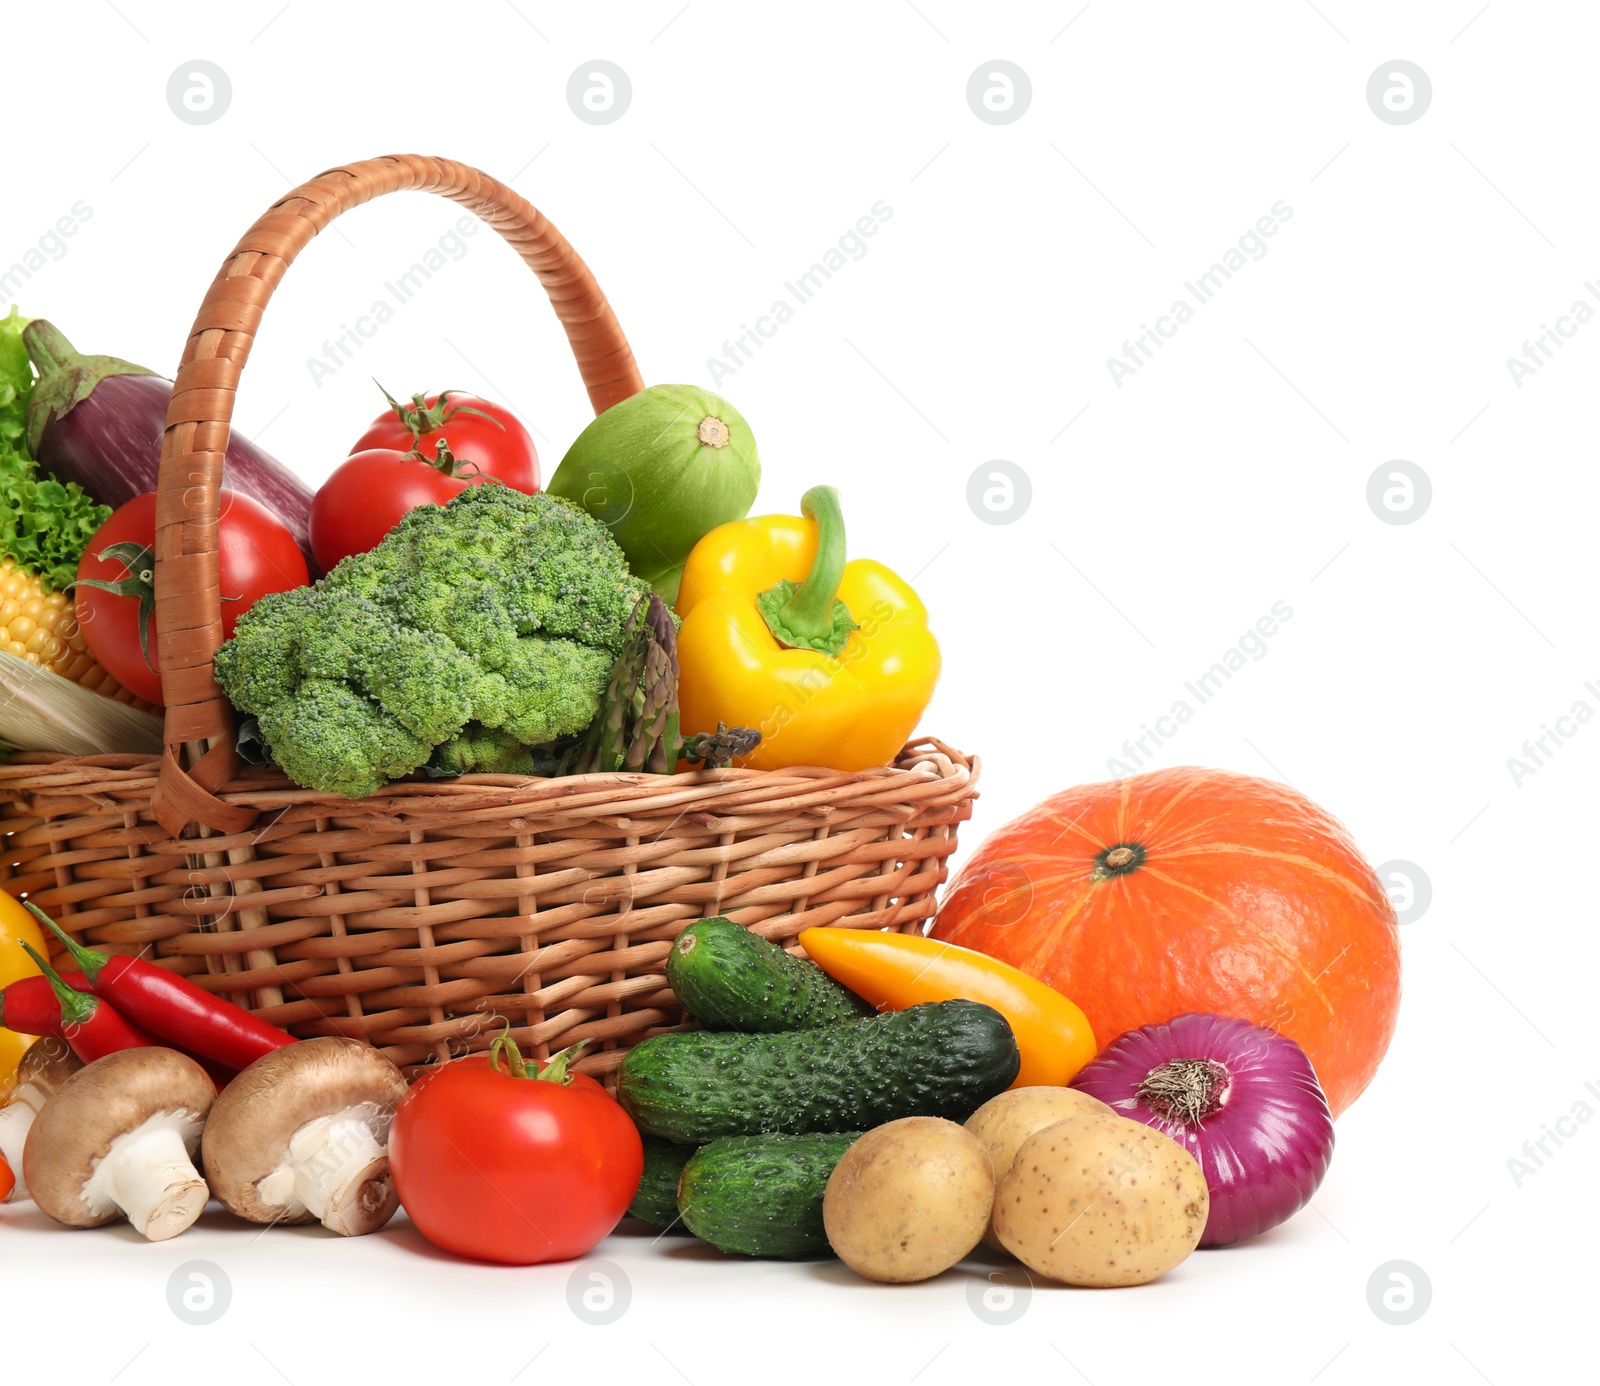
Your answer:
202;1038;407;1236
0;1039;84;1202
23;1048;214;1240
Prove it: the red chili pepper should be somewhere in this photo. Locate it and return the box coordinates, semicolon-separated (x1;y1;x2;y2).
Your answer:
18;943;161;1063
0;970;92;1035
2;961;235;1091
30;904;296;1070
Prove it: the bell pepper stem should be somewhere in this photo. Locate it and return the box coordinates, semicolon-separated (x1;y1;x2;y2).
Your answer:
782;487;848;633
758;486;859;657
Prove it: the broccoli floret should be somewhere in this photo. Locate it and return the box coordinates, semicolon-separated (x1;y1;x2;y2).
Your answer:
257;680;432;800
493;636;616;745
429;724;537;777
213;584;316;709
217;486;647;797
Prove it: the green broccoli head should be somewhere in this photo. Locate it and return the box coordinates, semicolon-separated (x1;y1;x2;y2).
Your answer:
428;723;538;778
212;584;316;710
215;485;648;797
256;679;433;801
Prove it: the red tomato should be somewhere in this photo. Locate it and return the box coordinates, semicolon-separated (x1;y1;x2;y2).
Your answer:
311;448;481;572
313;391;539;572
352;390;539;493
75;491;310;706
0;1154;13;1203
390;1045;643;1266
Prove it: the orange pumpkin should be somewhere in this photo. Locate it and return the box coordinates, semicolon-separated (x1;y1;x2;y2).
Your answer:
931;767;1401;1117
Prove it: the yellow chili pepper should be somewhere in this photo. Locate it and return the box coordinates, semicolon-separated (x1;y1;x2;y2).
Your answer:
798;927;1097;1089
675;486;939;771
0;888;48;1098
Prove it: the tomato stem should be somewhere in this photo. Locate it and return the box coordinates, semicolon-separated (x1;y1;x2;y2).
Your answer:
69;540;157;671
376;381;505;450
486;1022;592;1084
536;1038;592;1085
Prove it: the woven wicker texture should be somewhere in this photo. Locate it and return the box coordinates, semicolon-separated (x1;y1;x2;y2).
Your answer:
0;741;975;1076
0;155;978;1079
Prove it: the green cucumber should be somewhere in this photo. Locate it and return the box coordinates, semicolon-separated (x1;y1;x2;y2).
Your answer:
618;999;1020;1143
677;1131;861;1258
628;1135;697;1232
666;916;872;1031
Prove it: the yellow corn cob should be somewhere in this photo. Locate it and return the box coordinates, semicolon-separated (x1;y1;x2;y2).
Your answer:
0;555;158;713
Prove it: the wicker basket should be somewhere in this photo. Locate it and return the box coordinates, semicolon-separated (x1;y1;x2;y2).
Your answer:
0;155;978;1079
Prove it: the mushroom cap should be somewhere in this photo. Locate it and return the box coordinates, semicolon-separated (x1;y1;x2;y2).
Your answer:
23;1047;215;1228
201;1037;407;1225
15;1036;84;1098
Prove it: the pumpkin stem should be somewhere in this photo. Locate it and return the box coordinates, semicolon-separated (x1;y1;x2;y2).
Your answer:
1138;1058;1230;1125
1094;842;1146;879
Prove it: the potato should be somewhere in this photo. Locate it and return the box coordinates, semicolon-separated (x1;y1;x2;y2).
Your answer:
823;1117;995;1283
965;1087;1115;1249
993;1114;1208;1287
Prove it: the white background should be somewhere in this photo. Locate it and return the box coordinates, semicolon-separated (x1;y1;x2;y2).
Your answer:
1;2;1592;1382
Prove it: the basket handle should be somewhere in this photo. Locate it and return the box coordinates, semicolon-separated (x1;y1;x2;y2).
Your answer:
150;155;643;836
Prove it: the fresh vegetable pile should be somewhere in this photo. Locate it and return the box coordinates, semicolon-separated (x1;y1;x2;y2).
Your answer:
0;310;141;725
0;312;109;596
0;897;415;1242
0;304;942;787
215;485;652;796
0;283;1401;1301
0;786;1392;1285
0;753;1396;1292
0;311;318;752
595;899;1360;1287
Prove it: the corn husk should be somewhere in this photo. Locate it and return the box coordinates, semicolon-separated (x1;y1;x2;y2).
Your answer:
0;649;162;755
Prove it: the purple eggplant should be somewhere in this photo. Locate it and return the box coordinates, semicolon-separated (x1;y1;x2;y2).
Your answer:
22;320;317;574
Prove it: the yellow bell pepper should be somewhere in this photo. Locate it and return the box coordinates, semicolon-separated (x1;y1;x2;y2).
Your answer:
0;888;47;1098
799;927;1097;1089
676;487;939;771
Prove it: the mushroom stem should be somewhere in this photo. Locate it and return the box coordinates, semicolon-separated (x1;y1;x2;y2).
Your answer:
86;1111;208;1241
257;1107;392;1236
0;1103;35;1201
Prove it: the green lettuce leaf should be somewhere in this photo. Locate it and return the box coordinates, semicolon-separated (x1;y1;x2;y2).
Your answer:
0;305;110;592
0;305;30;450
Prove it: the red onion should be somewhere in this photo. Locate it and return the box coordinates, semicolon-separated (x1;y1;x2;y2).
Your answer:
1071;1012;1334;1247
